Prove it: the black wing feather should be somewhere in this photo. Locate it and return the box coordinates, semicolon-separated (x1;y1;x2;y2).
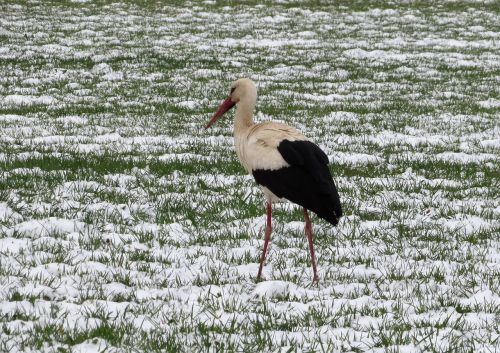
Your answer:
253;139;342;226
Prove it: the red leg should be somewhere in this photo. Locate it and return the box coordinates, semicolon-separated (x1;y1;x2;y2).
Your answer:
304;209;319;283
257;201;272;280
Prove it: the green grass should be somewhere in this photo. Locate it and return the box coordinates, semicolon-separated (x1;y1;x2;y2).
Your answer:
0;0;498;352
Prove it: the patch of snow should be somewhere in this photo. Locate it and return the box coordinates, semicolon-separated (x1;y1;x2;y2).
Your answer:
159;153;210;162
3;95;57;106
71;338;109;353
344;48;407;61
331;152;384;166
92;63;113;75
460;290;500;307
9;218;87;238
435;152;497;164
478;98;500;109
442;215;493;234
253;281;298;299
166;223;190;244
94;133;122;143
0;237;30;254
480;138;500;149
0;202;23;222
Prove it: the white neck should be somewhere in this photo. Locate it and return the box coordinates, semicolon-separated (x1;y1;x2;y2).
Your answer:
234;92;256;137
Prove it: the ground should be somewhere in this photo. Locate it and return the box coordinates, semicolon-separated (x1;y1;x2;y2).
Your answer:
0;0;499;352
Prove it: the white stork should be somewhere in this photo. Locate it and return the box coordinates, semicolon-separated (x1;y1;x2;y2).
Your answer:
205;78;342;282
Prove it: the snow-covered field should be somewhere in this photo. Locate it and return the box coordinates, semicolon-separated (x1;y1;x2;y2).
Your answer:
0;1;499;352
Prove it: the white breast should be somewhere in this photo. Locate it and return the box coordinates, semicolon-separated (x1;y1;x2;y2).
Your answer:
234;122;307;174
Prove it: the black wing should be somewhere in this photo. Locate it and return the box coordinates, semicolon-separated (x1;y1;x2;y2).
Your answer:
252;139;342;226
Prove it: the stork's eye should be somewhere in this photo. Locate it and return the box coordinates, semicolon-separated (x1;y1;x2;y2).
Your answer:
230;87;236;94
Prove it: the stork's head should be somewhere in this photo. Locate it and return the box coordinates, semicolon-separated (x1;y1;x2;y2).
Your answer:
206;78;256;128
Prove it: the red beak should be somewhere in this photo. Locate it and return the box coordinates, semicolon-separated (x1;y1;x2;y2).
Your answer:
205;97;236;128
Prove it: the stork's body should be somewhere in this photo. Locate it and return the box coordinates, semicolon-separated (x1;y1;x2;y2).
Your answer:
206;78;342;282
